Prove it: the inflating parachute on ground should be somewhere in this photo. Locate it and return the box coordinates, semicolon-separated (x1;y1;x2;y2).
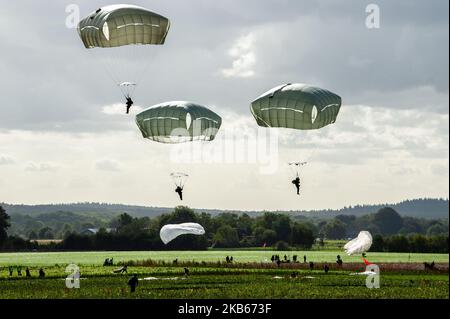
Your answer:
344;231;373;255
135;101;222;143
250;83;342;130
160;223;205;244
77;4;170;98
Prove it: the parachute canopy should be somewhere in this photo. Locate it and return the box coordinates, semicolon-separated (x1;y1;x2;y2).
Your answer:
289;161;307;178
160;223;205;244
250;83;341;130
344;231;373;255
170;172;189;188
77;4;170;49
135;101;222;143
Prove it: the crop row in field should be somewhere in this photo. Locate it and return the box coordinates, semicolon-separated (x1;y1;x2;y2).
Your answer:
0;265;448;299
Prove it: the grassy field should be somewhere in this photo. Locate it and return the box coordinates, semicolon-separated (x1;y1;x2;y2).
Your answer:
0;250;448;299
0;265;447;299
0;250;447;267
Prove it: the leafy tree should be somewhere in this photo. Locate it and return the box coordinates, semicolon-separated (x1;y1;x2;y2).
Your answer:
426;223;448;236
399;217;424;235
322;219;347;240
386;235;409;252
291;223;314;249
272;215;292;242
215;213;239;229
38;227;54;239
409;234;428;253
255;212;278;230
213;225;239;248
370;234;385;252
28;230;38;240
373;207;403;235
0;206;11;245
118;213;134;228
261;229;277;246
365;223;381;235
237;214;253;238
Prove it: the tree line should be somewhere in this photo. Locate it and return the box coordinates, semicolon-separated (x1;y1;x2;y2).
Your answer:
0;205;448;253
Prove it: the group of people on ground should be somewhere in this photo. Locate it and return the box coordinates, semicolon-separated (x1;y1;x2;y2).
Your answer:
6;266;45;278
225;256;234;263
271;254;300;265
103;258;114;266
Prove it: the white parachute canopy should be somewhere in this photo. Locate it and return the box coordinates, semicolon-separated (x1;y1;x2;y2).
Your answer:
288;161;307;178
170;172;189;188
344;231;373;255
160;222;205;245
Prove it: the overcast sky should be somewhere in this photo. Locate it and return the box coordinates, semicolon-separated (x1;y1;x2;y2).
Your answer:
0;0;448;211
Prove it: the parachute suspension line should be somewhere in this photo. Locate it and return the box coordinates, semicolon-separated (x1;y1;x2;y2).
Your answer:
171;173;189;188
125;44;159;100
89;48;126;101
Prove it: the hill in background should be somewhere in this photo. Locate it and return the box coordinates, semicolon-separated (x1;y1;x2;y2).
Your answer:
1;198;448;219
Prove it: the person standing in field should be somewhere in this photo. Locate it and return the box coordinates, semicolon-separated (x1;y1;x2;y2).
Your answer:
324;264;330;274
8;266;13;276
336;255;343;267
26;267;31;277
128;274;139;293
17;266;22;276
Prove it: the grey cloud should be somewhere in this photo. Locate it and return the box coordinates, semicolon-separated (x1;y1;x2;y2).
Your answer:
24;161;59;172
95;159;122;172
0;0;447;134
0;155;15;165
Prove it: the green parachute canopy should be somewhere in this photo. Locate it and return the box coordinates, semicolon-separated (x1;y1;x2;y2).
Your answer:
77;4;170;49
135;101;222;143
77;5;170;99
250;83;342;130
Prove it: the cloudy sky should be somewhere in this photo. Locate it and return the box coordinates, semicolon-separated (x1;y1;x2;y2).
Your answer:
0;0;448;211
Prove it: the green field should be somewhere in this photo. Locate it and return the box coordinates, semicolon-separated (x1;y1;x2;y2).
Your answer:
0;250;448;299
0;250;448;267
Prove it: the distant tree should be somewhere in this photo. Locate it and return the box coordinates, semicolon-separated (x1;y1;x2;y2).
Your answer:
38;227;54;239
237;214;253;238
255;212;278;230
322;219;347;240
373;207;403;235
426;223;448;236
291;223;314;249
215;213;239;229
28;230;38;240
239;236;256;247
365;223;381;236
59;224;73;239
261;229;277;246
213;225;239;248
428;236;449;253
0;206;11;245
399;217;424;235
386;235;409;252
409;234;429;253
335;215;356;225
370;234;385;252
118;213;134;228
272;215;292;242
